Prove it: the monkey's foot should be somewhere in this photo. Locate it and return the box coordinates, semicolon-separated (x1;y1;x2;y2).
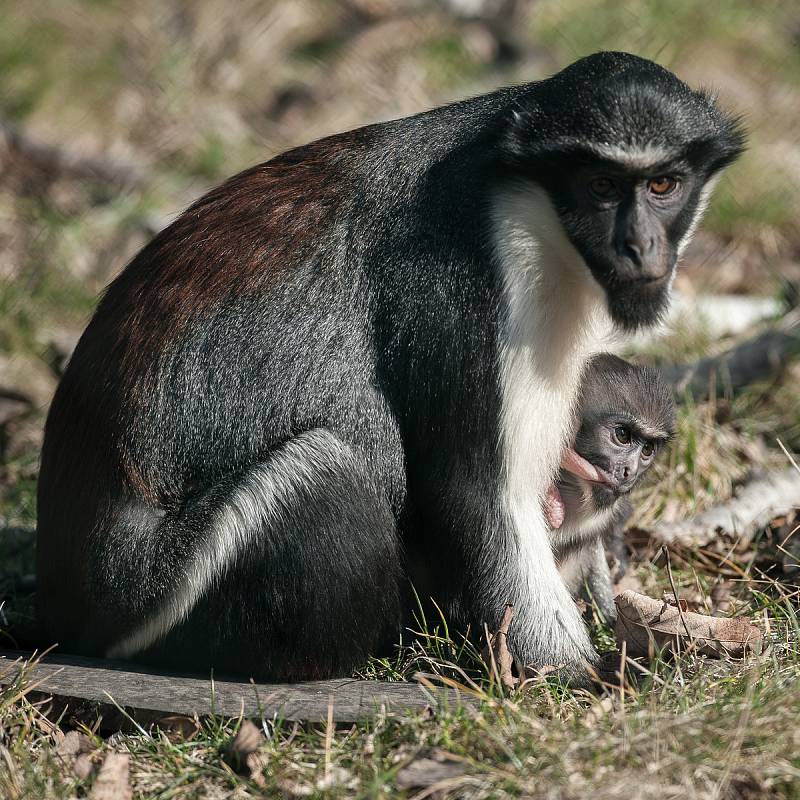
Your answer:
484;606;601;691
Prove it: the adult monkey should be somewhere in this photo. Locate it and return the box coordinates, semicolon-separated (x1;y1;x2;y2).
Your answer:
36;52;743;683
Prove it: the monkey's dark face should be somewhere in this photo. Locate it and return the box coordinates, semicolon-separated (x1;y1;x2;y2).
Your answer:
501;51;745;331
558;353;675;514
542;159;704;330
570;415;666;509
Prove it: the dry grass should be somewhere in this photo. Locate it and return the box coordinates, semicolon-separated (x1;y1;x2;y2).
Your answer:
1;549;798;799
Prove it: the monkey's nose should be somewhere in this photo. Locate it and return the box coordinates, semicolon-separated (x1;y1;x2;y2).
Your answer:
624;231;657;264
613;463;635;490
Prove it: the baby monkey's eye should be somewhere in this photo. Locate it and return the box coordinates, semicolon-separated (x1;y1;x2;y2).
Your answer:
648;176;678;196
641;441;655;458
613;426;631;445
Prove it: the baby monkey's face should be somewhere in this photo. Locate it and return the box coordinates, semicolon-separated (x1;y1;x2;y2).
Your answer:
548;353;676;528
567;414;667;509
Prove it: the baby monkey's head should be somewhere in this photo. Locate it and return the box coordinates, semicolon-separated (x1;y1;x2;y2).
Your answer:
559;354;676;518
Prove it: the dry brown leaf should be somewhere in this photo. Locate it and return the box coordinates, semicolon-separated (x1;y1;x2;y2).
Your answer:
277;779;314;797
54;729;98;782
395;748;469;790
89;752;132;800
582;696;616;728
315;766;357;792
613;570;643;596
615;590;763;659
226;720;261;761
661;591;689;611
74;753;95;781
710;581;734;616
224;720;265;786
55;730;93;759
157;714;200;741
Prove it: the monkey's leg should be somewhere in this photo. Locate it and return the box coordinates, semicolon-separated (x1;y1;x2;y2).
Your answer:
96;429;402;680
438;499;597;685
603;498;632;584
580;538;617;625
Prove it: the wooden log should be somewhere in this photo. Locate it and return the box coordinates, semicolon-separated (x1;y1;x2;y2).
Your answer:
644;467;800;548
660;311;800;402
0;649;465;728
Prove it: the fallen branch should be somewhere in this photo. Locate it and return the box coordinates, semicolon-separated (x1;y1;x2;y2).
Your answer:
644;467;800;548
0;649;466;728
660;310;800;401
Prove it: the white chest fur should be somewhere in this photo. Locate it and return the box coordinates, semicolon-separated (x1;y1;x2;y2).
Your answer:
492;183;613;515
490;183;613;655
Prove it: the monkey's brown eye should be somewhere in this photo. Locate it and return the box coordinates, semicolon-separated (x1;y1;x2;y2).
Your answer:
648;176;678;196
613;426;631;445
589;176;620;201
641;441;655;458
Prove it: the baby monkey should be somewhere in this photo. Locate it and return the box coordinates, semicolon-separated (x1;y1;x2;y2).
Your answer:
545;354;676;624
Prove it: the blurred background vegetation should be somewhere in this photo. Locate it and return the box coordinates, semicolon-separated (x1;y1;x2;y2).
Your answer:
0;0;796;540
4;0;800;534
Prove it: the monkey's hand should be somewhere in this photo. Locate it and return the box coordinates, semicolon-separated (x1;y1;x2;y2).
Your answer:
543;485;565;529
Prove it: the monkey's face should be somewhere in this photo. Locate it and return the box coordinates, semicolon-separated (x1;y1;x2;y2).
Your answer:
557;353;675;513
561;416;667;512
545;163;706;331
500;52;745;331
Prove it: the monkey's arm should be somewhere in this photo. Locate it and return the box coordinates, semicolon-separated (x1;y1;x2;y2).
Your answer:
581;498;633;625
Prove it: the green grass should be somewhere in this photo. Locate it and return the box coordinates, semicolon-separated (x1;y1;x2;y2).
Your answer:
0;465;36;531
705;167;799;241
421;34;484;85
534;0;800;76
0;14;62;121
733;376;800;452
0;265;94;357
2;469;798;797
3;446;796;797
0;3;124;123
1;573;797;798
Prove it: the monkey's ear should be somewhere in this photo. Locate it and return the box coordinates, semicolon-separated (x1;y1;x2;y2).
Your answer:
696;88;747;173
501;108;534;162
499;104;551;168
716;111;747;169
510;109;529;127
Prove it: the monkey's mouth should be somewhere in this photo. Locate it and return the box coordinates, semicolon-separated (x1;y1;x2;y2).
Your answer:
560;448;614;488
544;448;617;529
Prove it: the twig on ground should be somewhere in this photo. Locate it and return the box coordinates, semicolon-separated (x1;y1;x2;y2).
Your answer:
643;467;800;548
660;310;800;401
482;604;518;690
